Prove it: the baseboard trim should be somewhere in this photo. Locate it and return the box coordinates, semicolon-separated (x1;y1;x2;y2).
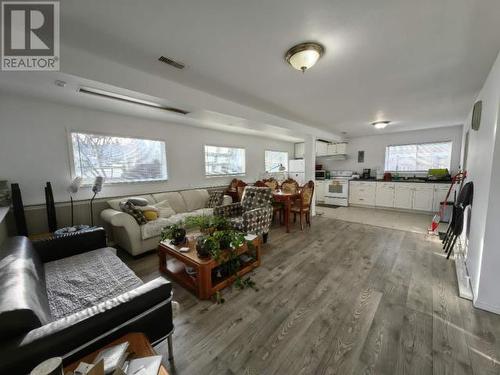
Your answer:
473;300;500;315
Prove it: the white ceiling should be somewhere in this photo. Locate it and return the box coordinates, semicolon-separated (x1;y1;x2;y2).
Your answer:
37;1;500;136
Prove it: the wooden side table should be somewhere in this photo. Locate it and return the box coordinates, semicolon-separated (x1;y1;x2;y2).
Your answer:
64;332;169;375
158;236;261;300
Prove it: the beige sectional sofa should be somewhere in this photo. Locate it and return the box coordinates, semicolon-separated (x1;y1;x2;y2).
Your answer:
100;189;231;256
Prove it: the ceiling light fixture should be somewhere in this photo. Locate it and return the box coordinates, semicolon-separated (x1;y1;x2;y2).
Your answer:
371;120;391;129
285;42;325;72
78;86;189;114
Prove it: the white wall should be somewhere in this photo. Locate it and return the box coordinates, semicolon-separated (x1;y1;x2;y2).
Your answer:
320;126;463;174
0;92;293;205
461;50;500;313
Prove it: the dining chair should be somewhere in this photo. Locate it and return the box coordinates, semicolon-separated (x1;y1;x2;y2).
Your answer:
291;180;315;230
257;180;283;224
281;178;299;194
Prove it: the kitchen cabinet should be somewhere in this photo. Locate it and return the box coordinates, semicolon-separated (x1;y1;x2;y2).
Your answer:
335;143;347;155
294;143;304;159
432;184;452;211
375;182;395;208
316;141;328;156
349;181;376;205
315;181;326;203
412;184;434;211
326;143;337;155
349;181;450;212
394;184;413;209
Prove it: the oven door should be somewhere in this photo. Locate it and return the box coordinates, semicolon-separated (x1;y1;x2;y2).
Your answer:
325;180;348;198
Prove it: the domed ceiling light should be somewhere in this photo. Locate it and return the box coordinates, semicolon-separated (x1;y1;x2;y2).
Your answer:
285;42;325;72
371;120;391;129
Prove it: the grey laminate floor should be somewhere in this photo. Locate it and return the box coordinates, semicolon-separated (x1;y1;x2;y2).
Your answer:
123;216;500;375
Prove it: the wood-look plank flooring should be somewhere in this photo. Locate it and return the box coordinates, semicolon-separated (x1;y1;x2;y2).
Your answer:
121;216;500;375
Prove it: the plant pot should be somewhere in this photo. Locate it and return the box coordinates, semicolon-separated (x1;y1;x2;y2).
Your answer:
196;236;210;258
172;228;186;245
219;236;231;250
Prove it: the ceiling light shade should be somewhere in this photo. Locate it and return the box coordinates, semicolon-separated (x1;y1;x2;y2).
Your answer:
372;121;390;129
285;42;325;72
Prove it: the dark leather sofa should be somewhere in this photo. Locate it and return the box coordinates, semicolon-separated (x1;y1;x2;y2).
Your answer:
0;228;173;374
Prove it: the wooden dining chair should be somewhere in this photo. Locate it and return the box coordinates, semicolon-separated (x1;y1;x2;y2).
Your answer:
262;178;279;191
226;179;247;202
257;179;283;224
291;180;315;230
281;178;299;194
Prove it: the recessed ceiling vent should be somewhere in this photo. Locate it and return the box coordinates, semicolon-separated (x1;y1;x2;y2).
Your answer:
158;55;185;70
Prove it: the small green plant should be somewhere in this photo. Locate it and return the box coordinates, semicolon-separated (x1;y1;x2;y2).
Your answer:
184;215;230;234
160;224;186;244
203;236;221;260
212;230;245;249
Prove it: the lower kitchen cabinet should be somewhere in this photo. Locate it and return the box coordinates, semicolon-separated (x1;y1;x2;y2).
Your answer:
349;181;376;205
349;181;451;212
315;181;325;203
432;184;452;211
394;184;413;209
375;182;395;207
412;184;434;211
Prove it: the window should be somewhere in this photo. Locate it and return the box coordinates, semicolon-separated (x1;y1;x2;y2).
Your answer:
265;150;288;172
70;132;167;184
385;141;452;172
204;145;245;176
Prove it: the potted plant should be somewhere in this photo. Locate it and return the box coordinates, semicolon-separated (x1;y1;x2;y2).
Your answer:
185;215;230;235
213;230;245;250
196;235;210;258
160;224;186;245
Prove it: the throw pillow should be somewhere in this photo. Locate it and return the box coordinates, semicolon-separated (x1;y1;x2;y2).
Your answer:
206;190;224;208
143;210;159;221
120;201;147;225
135;205;159;212
153;200;176;218
127;197;149;206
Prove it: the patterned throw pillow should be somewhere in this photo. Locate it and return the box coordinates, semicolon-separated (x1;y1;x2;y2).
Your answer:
206;191;224;208
120;201;147;225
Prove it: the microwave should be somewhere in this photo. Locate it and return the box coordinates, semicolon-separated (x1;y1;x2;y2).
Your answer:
315;170;326;180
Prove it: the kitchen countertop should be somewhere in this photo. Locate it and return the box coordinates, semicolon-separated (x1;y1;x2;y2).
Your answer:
351;178;452;184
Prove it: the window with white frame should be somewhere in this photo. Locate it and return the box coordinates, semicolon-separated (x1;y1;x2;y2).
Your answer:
204;145;245;176
384;141;452;172
70;132;168;184
265;150;288;172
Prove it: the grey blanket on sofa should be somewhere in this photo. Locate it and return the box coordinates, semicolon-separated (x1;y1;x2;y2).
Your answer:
44;247;143;320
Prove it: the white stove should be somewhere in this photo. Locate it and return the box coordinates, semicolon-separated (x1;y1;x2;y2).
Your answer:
324;170;353;206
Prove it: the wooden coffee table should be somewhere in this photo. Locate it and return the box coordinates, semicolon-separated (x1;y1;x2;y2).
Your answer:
64;332;169;375
158;235;261;299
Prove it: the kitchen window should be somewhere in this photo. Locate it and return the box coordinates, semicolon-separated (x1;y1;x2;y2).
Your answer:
384;141;452;172
265;150;288;173
204;145;246;176
70;132;168;184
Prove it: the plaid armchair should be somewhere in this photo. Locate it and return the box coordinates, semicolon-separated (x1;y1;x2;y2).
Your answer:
214;186;273;242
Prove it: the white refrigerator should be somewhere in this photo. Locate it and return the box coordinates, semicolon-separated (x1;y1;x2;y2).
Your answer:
288;159;305;185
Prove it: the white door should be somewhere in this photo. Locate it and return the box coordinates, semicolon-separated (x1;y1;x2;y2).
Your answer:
432;184;452;211
412;185;434;211
294;143;304;158
394;184;413;209
376;183;395;207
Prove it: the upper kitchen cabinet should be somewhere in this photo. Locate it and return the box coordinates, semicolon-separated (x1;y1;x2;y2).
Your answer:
316;141;348;157
294;142;305;159
316;141;328;156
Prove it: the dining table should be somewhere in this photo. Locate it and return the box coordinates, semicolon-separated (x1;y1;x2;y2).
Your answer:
272;190;300;233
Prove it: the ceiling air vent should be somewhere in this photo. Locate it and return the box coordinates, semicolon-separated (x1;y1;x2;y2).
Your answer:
158;55;185;70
